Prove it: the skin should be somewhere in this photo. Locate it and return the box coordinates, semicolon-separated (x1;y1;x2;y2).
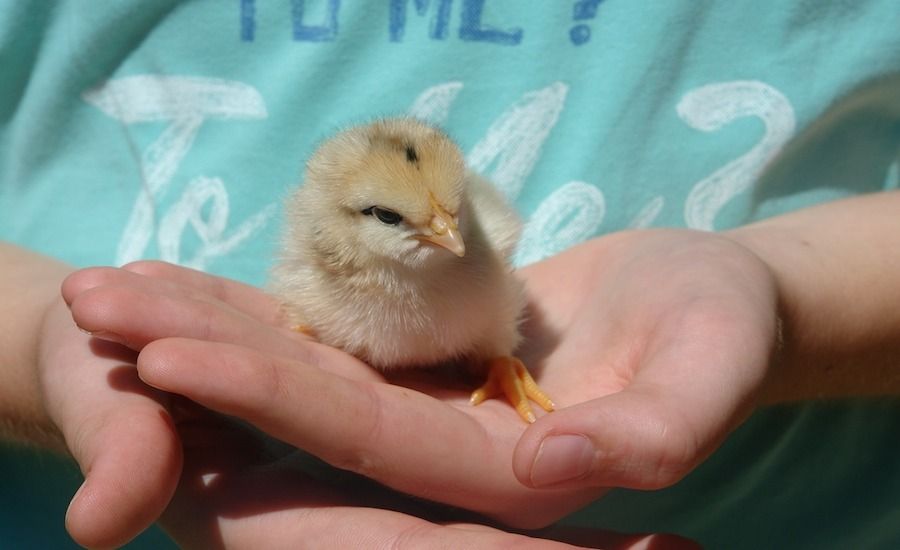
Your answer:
1;245;687;549
0;243;71;450
2;191;899;547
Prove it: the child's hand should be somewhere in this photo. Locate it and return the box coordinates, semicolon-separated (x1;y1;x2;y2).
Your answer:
38;295;181;548
65;228;778;530
60;261;695;549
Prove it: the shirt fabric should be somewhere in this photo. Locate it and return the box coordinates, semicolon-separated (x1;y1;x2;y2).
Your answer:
1;1;899;548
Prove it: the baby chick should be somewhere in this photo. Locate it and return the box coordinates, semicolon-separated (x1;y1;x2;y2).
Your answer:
271;118;553;423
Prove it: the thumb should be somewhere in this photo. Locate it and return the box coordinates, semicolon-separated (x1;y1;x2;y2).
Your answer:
513;387;712;491
514;303;771;491
65;404;182;549
40;300;182;548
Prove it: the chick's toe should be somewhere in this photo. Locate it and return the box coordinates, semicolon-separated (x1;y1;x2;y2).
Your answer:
470;356;555;423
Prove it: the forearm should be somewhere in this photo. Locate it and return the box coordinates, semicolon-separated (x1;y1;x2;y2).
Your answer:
0;241;72;448
725;191;900;404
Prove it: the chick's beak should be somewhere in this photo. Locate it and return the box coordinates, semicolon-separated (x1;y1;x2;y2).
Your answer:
420;213;465;257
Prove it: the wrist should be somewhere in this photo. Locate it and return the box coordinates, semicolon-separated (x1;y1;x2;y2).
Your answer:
0;243;71;449
722;224;805;405
724;217;900;403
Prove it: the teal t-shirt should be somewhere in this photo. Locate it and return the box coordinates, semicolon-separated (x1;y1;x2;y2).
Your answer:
2;1;899;548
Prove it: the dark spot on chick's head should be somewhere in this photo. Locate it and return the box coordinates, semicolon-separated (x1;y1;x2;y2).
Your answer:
405;145;419;165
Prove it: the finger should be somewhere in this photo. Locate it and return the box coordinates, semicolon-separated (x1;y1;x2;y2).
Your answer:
64;397;182;549
168;493;583;550
514;306;774;491
161;448;691;550
161;459;647;550
41;303;182;548
68;279;286;350
136;338;595;528
513;387;700;490
67;279;378;383
209;510;595;550
123;260;287;327
63;262;283;328
535;526;701;550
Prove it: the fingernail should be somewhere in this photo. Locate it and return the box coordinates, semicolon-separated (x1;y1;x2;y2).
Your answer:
530;434;594;487
72;481;86;501
78;327;126;346
67;482;86;516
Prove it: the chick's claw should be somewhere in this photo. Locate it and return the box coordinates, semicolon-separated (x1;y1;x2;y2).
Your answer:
469;357;555;423
291;324;317;339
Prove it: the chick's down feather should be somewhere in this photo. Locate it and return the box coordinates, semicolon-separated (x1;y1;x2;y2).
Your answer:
270;118;554;422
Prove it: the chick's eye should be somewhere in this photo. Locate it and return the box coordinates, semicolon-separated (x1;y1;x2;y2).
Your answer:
362;206;403;226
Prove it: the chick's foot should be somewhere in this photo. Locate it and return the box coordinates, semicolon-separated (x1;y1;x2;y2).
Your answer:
469;357;555;423
291;324;317;339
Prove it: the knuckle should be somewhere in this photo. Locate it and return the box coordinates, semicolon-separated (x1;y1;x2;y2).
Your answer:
62;267;121;300
328;382;387;478
190;299;218;341
68;412;112;467
642;413;700;489
72;285;129;322
599;402;700;490
258;354;294;408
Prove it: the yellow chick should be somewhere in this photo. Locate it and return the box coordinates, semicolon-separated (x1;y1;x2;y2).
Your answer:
271;118;554;422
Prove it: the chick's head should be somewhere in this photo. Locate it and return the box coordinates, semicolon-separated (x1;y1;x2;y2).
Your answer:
301;118;469;269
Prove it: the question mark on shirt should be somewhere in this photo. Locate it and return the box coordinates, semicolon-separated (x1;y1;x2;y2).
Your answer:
570;0;604;45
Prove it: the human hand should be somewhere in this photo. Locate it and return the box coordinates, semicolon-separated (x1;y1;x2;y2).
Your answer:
44;263;311;547
512;230;777;490
37;293;182;549
154;404;685;550
64;228;776;531
64;261;601;529
59;262;692;549
38;317;669;550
